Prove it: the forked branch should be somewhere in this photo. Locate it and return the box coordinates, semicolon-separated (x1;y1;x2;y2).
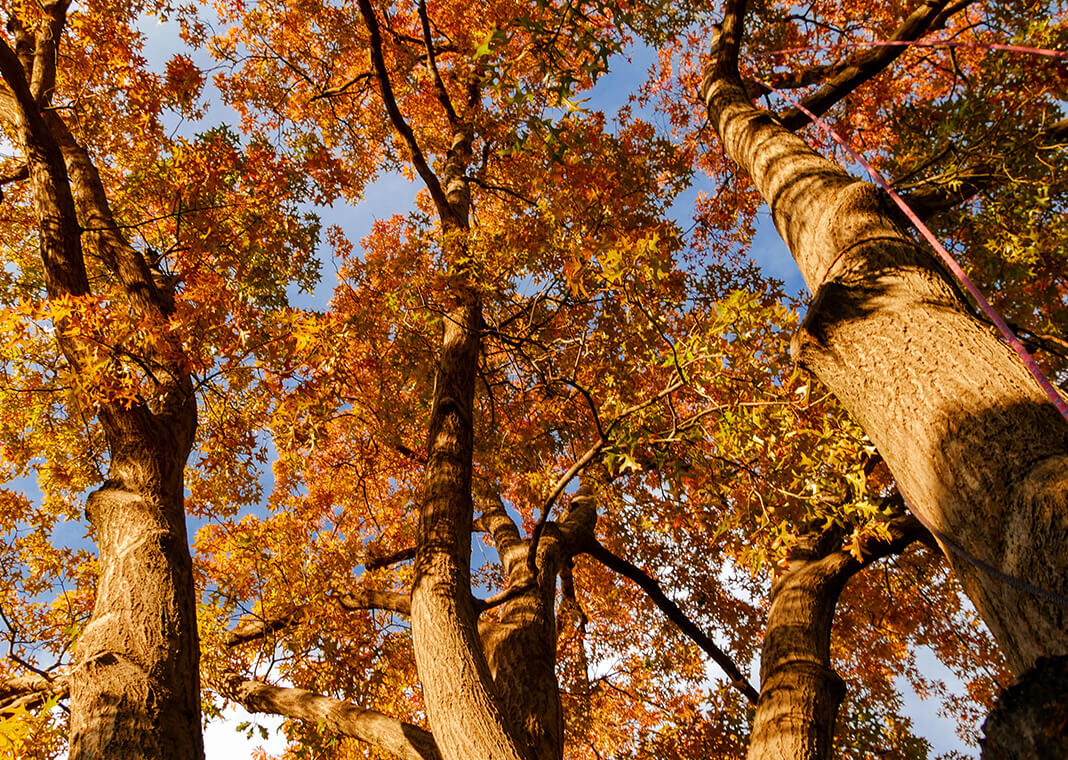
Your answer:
777;0;961;130
357;0;456;226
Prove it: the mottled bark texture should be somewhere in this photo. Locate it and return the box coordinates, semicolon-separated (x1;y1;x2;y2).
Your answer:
409;297;531;760
746;519;923;760
701;1;1068;676
0;8;203;758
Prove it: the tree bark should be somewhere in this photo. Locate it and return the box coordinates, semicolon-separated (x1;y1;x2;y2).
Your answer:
477;496;579;760
410;296;530;760
0;23;203;758
746;543;848;760
70;423;200;760
981;655;1068;760
230;680;442;760
747;519;924;760
700;3;1068;675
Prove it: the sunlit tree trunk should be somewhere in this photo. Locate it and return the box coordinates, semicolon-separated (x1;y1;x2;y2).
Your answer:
0;12;204;757
70;418;200;760
701;0;1068;678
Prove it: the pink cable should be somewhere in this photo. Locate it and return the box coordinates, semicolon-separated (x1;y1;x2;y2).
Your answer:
750;77;1068;425
745;64;1068;607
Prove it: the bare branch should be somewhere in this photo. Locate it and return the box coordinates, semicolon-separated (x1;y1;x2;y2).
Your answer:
474;579;537;614
0;163;28;187
310;71;374;101
0;674;68;713
229;679;441;760
226;590;410;648
335;588;411;616
226;605;307;649
478;494;527;577
528;378;687;574
356;0;456;226
582;538;760;705
366;545;417;571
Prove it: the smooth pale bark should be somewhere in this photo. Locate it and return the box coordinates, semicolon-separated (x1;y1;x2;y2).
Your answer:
701;21;1068;675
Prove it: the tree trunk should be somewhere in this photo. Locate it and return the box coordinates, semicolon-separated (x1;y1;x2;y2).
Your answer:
410;296;531;760
69;414;201;760
746;539;850;760
747;519;923;760
981;655;1068;760
480;527;566;760
701;22;1068;675
0;32;205;758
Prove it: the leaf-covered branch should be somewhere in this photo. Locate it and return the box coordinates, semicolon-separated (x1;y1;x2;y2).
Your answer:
899;117;1068;220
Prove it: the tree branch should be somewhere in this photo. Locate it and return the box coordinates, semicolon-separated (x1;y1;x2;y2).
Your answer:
335;588;411;616
712;0;749;80
0;674;68;713
582;538;760;705
226;591;411;648
478;494;527;578
31;0;70;106
228;679;441;760
366;545;417;571
899;118;1068;220
46;113;177;318
417;0;459;129
778;0;959;131
356;0;456;226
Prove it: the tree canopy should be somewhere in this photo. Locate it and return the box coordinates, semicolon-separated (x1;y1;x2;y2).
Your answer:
0;0;1065;758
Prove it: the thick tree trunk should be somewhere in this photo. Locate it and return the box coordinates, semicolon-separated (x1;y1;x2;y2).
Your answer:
410;297;530;760
0;32;205;758
981;655;1068;759
746;542;849;760
69;414;201;760
701;24;1068;675
747;520;923;760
